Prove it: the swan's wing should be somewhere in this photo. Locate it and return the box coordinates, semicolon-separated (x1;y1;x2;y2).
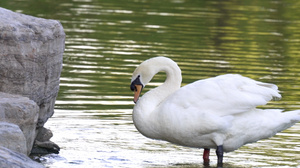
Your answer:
165;74;281;116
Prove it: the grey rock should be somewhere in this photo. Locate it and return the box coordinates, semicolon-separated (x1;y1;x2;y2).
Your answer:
0;7;65;154
31;140;60;155
0;146;45;168
0;92;39;155
35;127;53;142
31;127;60;154
0;7;65;127
0;122;27;154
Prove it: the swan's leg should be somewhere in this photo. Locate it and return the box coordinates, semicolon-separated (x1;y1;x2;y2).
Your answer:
203;148;210;165
216;145;223;166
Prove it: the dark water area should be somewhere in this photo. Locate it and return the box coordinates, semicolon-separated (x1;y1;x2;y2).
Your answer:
1;0;300;167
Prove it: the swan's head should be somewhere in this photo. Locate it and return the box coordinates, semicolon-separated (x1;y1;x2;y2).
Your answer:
130;57;168;103
130;56;181;103
130;60;154;103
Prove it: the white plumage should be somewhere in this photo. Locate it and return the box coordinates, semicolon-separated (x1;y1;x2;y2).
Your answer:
130;56;300;165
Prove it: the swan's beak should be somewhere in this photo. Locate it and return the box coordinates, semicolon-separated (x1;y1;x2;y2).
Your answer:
133;85;142;103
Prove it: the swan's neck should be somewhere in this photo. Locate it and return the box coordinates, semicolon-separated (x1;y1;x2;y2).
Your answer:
133;62;182;139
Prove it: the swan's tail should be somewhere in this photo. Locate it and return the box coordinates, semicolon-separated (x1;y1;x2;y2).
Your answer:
261;109;300;135
284;110;300;123
275;110;300;133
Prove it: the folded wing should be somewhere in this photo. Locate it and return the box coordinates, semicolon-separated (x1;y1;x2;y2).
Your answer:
165;74;281;116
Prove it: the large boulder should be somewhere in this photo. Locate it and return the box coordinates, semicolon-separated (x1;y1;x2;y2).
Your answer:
0;6;65;156
0;146;45;168
0;92;39;155
0;7;65;127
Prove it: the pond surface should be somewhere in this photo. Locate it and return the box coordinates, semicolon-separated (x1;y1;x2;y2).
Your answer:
1;0;300;167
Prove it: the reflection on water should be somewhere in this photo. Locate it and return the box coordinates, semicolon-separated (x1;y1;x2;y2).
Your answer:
1;0;300;167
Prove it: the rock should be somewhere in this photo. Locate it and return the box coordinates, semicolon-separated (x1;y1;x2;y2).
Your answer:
0;7;65;154
0;92;39;155
0;122;27;154
35;127;53;142
0;146;45;168
31;127;60;155
31;140;60;155
0;7;65;127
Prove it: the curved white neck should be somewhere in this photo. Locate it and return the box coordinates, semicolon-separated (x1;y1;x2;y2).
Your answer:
132;60;182;139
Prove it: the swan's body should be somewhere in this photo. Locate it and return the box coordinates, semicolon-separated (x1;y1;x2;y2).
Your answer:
130;57;300;165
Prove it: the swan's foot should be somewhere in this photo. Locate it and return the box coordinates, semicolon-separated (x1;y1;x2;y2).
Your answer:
216;145;223;167
203;148;210;165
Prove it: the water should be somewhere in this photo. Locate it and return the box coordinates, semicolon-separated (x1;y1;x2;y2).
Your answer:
1;0;300;167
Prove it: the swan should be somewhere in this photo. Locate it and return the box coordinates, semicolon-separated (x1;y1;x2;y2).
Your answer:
130;56;300;166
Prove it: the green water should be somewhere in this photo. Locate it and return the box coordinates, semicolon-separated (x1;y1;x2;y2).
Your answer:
1;0;300;167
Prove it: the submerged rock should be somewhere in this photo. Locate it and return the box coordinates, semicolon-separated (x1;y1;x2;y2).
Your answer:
31;127;60;155
0;146;45;168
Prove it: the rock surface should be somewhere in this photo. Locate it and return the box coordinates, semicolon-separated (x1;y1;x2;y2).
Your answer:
0;7;65;128
0;6;65;158
0;92;39;155
0;122;27;154
0;146;45;168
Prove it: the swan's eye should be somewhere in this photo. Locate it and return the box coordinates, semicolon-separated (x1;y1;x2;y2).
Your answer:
130;83;136;91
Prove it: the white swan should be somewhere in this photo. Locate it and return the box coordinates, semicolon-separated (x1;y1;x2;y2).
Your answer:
130;56;300;166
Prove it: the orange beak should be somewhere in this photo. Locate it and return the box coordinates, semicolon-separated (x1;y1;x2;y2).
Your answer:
133;85;143;103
